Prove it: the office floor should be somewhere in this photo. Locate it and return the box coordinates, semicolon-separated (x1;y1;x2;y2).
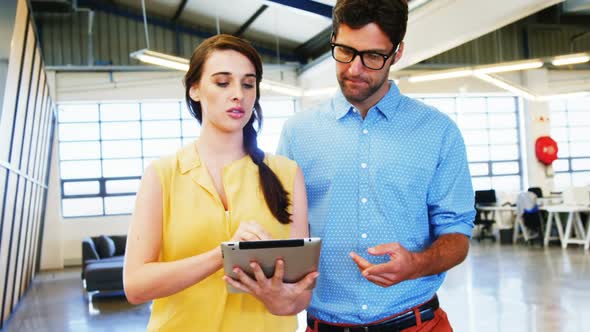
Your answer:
3;242;589;332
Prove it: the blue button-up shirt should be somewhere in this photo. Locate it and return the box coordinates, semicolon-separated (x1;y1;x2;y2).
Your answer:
277;82;475;324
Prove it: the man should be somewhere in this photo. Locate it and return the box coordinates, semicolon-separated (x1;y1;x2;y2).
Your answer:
277;0;475;331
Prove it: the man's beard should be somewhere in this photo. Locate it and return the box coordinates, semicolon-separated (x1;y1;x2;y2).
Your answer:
338;74;385;103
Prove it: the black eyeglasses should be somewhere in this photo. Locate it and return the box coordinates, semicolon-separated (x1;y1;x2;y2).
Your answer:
330;42;399;70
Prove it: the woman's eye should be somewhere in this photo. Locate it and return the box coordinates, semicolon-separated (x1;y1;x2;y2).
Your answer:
216;82;229;87
243;83;255;89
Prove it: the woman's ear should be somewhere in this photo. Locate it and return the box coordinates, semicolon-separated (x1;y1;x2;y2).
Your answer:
189;85;200;102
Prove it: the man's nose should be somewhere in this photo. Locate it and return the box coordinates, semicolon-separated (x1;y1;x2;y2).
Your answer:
348;55;364;75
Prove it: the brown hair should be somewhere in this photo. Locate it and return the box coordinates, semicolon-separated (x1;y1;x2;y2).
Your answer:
184;34;291;224
332;0;408;47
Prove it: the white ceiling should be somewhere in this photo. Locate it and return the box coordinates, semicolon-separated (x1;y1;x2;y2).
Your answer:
115;0;332;49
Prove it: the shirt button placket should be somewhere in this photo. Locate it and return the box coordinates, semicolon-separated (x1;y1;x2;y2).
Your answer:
358;125;370;244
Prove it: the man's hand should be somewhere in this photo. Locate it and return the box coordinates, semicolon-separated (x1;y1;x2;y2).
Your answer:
350;234;470;288
223;259;319;315
350;243;423;287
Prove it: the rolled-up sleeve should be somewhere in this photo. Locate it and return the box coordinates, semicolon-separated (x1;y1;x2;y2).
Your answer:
427;123;475;238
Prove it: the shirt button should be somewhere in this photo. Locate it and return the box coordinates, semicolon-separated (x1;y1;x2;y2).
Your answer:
362;129;368;134
361;198;368;204
361;233;367;239
361;163;367;169
362;304;368;310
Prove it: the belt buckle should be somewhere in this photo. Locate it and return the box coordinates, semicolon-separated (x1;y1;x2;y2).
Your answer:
342;328;369;332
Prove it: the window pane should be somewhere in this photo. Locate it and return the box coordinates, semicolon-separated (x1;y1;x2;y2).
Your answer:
62;197;103;217
472;177;492;191
143;139;181;157
492;161;519;175
141;102;180;120
259;135;280;153
567;98;589;111
557;142;569;158
491;176;520;191
106;179;141;194
63;181;100;196
105;195;136;215
260;99;296;117
181;120;200;137
553;159;570;172
487;97;515;113
572;158;590;171
549;100;566;112
181;104;193;119
489;129;518;144
100;103;140;121
466;146;490;162
463;130;489;145
488;113;516;128
469;163;489;176
60;160;102;179
458;98;486;113
569;127;590;141
59;123;100;141
490;145;519;161
262;118;287;135
59;142;101;160
142;120;181;138
102;140;142;158
103;159;143;177
101;122;141;140
553;173;572;190
459;113;488;129
570;142;590;157
551;127;569;141
421;98;455;115
58;104;99;122
568;112;590;126
571;171;590;186
550;111;568;127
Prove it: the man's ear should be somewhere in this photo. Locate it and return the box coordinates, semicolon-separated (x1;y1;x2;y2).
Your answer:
393;41;404;64
189;85;200;102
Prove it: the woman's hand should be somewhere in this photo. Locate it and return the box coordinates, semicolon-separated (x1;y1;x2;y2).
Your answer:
223;259;319;315
231;221;272;242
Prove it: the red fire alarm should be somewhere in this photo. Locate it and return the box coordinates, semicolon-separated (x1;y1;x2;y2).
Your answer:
535;136;558;165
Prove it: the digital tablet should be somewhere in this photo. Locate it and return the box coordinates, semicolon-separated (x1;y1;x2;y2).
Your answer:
221;238;321;293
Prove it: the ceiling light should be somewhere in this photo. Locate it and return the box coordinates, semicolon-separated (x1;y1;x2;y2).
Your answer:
551;53;590;66
408;69;473;82
473;60;543;74
474;73;536;101
130;49;189;71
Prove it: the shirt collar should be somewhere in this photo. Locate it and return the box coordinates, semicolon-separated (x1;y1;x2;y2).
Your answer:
179;141;201;174
332;80;401;121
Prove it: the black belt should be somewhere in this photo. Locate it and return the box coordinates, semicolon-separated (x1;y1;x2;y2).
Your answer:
307;296;439;332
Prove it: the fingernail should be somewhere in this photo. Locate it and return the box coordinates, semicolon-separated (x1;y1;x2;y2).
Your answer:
233;268;239;274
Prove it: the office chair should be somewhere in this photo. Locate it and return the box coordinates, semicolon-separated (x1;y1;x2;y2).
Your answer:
474;189;497;242
514;191;544;245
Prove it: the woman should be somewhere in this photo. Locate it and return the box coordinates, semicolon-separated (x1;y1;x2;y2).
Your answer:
123;34;317;331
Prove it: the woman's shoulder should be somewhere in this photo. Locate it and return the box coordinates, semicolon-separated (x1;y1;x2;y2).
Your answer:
264;153;298;174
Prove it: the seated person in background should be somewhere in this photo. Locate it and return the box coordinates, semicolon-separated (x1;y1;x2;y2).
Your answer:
517;191;542;237
123;34;317;332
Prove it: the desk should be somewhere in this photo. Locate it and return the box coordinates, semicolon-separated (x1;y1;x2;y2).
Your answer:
475;204;517;228
543;205;590;249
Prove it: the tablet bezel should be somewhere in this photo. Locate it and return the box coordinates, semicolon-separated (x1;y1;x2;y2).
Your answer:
220;237;321;293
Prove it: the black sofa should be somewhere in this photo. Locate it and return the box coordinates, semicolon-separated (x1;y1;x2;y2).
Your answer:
82;235;127;296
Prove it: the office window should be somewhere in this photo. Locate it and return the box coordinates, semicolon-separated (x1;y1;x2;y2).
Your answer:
417;96;522;192
550;97;590;190
57;98;296;217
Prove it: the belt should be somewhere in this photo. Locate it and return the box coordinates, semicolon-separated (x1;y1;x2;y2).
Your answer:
307;296;439;332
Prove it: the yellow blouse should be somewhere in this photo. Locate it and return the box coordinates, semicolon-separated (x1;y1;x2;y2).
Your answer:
147;141;298;332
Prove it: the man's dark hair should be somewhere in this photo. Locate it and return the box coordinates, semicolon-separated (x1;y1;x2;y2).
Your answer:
332;0;408;47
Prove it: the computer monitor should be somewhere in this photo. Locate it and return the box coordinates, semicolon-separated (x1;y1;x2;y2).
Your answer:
475;189;497;206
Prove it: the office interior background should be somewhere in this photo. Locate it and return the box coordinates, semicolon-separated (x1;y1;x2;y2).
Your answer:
0;0;589;331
